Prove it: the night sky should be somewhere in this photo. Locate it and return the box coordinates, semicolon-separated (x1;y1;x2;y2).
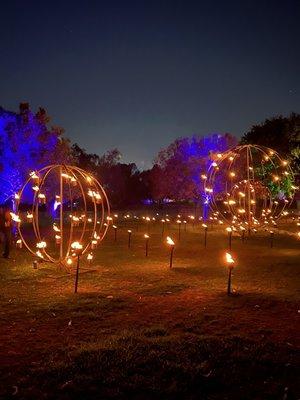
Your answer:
1;0;299;168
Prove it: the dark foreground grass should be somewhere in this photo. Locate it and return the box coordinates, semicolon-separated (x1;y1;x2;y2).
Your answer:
5;334;299;400
0;219;299;399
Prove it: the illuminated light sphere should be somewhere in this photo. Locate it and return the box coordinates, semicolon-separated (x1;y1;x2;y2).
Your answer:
203;145;297;231
15;165;110;265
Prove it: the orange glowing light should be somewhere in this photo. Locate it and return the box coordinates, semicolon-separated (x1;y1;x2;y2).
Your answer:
166;236;175;246
225;252;235;265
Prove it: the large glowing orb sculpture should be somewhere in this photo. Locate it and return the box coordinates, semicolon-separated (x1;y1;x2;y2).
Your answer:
203;145;298;232
14;165;110;265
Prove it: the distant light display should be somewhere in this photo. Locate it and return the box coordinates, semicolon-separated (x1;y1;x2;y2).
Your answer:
203;145;298;231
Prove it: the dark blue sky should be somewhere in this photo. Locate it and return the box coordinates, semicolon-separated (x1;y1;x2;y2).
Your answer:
1;0;299;168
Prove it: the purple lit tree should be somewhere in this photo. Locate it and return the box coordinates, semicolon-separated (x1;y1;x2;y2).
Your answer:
0;103;71;204
151;133;237;204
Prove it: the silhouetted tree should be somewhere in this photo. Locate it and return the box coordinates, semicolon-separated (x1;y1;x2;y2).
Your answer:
241;113;300;171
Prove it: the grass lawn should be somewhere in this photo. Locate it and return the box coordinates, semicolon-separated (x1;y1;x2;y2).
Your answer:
0;217;299;399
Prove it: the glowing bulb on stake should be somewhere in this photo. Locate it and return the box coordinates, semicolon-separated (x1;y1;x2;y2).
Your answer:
161;219;166;237
166;236;175;268
71;241;83;252
176;219;182;240
144;234;150;257
71;242;83;294
112;225;117;242
269;231;274;248
16;239;23;248
202;224;208;248
87;252;93;265
225;252;235;296
128;230;132;249
226;227;233;250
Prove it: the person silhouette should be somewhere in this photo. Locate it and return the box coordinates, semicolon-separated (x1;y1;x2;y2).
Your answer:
0;203;12;258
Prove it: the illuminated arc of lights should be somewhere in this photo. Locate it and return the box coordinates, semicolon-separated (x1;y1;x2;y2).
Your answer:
15;165;110;266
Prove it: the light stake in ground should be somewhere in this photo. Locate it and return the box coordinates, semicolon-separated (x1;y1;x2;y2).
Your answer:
113;225;117;242
128;230;132;249
71;241;83;294
270;231;274;248
144;234;149;256
87;252;93;265
166;236;175;268
161;219;165;237
226;227;233;250
177;220;182;240
202;224;208;248
225;252;235;295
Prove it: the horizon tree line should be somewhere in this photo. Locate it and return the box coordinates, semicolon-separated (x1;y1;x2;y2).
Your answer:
0;103;299;208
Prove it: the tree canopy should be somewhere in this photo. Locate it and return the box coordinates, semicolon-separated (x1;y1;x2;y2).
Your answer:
241;113;300;171
0;103;71;203
150;133;237;202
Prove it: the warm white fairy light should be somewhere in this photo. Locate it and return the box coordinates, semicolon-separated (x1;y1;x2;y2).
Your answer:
166;236;175;246
71;241;83;251
10;212;21;223
36;241;47;249
225;252;234;264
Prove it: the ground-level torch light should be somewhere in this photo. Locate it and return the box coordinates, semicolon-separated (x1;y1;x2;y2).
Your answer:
161;219;165;237
113;225;117;241
177;220;182;240
128;230;132;249
202;224;208;248
270;231;274;248
71;241;83;294
166;236;175;268
225;252;235;295
16;239;22;249
226;227;233;250
87;252;93;265
144;234;149;256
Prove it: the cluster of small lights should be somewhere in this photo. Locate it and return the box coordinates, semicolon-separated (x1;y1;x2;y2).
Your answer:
203;145;297;230
13;165;110;265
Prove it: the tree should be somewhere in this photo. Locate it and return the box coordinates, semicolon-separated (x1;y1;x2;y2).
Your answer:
0;103;72;203
72;144;149;207
150;133;237;202
241;113;300;171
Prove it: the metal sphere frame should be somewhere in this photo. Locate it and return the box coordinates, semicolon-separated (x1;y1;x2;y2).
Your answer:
15;165;110;264
203;144;297;231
